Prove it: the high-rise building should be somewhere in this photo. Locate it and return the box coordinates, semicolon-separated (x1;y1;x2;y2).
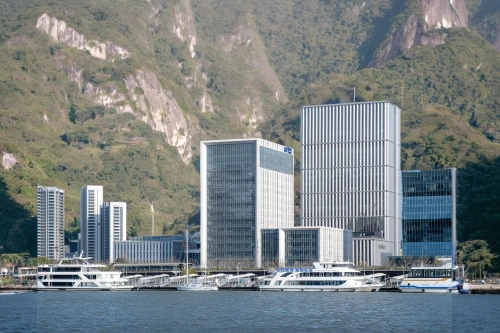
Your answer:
401;169;457;258
80;185;103;261
101;202;127;263
200;138;295;268
300;101;401;265
37;185;65;260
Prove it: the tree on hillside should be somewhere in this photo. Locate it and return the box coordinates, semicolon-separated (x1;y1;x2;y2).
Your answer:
457;240;497;279
37;257;52;265
0;253;26;269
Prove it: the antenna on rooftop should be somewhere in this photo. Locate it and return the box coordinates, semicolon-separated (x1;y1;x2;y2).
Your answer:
353;87;356;103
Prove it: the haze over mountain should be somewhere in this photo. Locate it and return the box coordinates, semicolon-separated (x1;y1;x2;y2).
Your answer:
1;0;499;266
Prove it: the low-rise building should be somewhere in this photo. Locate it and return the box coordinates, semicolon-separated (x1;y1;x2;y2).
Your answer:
261;227;353;267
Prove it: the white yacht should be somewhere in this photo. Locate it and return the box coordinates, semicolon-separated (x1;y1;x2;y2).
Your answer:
36;254;133;291
260;262;385;292
399;258;463;293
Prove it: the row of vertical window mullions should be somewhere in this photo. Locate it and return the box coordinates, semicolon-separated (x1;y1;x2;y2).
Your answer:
302;191;386;219
301;167;388;194
302;142;387;170
301;104;387;145
354;239;373;266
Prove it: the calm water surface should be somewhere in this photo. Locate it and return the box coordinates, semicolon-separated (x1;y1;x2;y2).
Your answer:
1;291;499;332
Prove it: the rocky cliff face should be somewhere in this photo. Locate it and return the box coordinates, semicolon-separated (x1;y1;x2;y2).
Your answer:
39;12;192;163
36;13;130;61
123;70;192;162
373;0;468;66
171;0;214;115
65;62;192;163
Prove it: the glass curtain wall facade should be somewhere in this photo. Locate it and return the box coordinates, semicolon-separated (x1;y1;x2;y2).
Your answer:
284;230;318;267
204;142;257;268
262;229;280;267
37;185;65;260
401;169;456;257
300;101;401;265
200;139;294;268
261;227;353;267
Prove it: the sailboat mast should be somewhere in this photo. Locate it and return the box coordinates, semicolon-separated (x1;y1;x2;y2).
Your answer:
185;229;189;285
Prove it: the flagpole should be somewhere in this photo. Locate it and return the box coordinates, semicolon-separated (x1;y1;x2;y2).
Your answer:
150;202;154;236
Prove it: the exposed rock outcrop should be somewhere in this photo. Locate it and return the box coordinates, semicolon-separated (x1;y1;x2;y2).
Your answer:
372;0;468;66
219;25;252;53
2;152;18;170
36;13;130;61
124;70;192;162
66;62;192;163
172;0;197;58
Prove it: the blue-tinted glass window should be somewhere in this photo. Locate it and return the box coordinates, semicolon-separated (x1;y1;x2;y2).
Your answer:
259;146;293;175
401;170;454;257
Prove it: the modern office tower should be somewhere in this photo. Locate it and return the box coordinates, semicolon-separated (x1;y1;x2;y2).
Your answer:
37;185;65;260
101;202;127;263
300;101;401;266
401;169;457;258
200;138;295;268
80;185;103;262
261;227;353;267
114;235;195;264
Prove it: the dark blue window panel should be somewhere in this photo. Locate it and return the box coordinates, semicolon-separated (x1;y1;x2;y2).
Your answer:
285;230;318;266
259;146;293;175
401;169;454;257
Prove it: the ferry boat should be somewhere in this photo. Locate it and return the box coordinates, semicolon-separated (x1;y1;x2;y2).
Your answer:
259;262;385;292
36;253;133;291
399;258;464;293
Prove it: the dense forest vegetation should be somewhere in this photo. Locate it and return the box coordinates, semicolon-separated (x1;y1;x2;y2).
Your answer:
0;0;499;270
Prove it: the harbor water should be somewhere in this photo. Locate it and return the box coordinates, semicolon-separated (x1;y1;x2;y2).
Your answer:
1;291;499;332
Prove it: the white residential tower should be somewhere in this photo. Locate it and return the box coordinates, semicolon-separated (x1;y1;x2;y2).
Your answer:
37;185;65;260
101;202;127;263
80;185;103;261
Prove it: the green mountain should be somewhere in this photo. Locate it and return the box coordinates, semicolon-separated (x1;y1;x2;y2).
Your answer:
1;0;500;268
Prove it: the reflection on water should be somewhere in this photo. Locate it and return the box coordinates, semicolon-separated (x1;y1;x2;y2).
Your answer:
1;291;499;333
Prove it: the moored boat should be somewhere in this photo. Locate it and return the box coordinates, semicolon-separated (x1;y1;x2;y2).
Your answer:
36;253;134;291
259;262;385;292
399;258;464;293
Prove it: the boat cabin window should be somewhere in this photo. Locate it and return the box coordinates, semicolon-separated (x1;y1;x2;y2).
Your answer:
54;267;81;273
299;272;342;277
408;269;451;278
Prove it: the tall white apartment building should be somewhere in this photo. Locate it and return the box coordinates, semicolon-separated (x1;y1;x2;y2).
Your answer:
300;101;401;265
37;185;65;260
101;202;127;263
200;138;295;268
80;185;103;262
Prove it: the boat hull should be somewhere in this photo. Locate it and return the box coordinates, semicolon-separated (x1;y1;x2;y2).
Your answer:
176;286;218;291
37;287;134;291
260;285;381;292
399;285;459;293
